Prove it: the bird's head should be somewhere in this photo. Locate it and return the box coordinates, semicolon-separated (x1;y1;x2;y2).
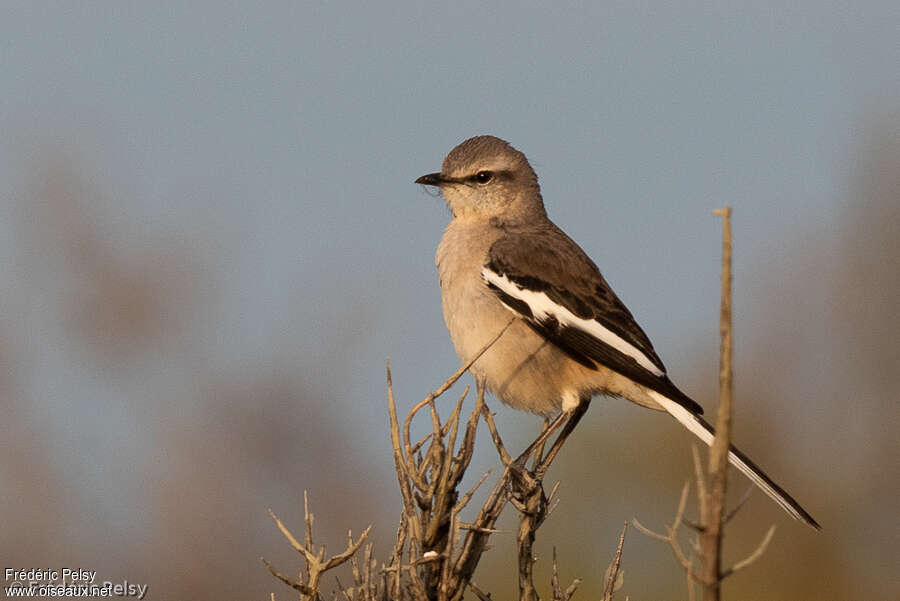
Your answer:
415;135;546;223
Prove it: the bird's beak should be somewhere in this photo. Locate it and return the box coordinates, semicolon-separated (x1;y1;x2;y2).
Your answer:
415;172;447;187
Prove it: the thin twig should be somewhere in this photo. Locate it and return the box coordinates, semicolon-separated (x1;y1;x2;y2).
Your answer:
721;525;776;579
724;487;755;525
602;522;628;601
469;582;493;601
551;547;562;601
434;316;515;397
479;400;513;466
632;481;703;581
262;558;315;596
264;503;371;600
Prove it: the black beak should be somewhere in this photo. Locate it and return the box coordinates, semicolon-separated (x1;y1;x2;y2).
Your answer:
415;172;447;186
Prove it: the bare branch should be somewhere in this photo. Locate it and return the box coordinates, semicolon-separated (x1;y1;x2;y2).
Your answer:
602;522;628;601
265;501;371;600
721;525;776;579
630;518;669;543
268;507;307;556
454;469;493;514
322;527;373;571
469;582;493;601
564;579;582;600
262;558;315;597
550;547;561;600
633;481;703;582
549;547;582;601
304;490;315;553
479;400;513;466
699;205;734;601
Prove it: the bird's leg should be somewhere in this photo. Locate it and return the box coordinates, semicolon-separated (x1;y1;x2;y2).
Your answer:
534;399;589;479
512;412;569;469
507;397;589;601
513;396;591;470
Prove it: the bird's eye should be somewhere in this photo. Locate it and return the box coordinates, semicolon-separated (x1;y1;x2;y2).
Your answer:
474;170;494;184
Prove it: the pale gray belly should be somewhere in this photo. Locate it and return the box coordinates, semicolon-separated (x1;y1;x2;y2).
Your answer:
440;274;591;414
434;223;655;414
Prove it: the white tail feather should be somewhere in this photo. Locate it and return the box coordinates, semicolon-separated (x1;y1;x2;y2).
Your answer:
647;390;819;529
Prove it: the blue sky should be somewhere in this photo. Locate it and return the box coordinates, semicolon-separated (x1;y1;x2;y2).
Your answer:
2;3;899;599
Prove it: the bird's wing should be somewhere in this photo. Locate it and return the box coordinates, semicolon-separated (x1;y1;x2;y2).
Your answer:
483;223;821;529
483;224;702;414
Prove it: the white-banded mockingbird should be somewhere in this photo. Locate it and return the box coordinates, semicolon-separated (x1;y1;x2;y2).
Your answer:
415;134;819;529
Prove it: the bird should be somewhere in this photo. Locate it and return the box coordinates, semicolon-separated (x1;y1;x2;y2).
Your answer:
415;134;819;529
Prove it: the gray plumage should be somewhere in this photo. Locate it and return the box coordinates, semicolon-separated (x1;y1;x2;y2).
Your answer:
426;135;686;413
416;135;819;529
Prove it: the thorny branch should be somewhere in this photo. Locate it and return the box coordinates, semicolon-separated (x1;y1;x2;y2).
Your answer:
601;523;627;601
262;493;371;601
266;315;626;600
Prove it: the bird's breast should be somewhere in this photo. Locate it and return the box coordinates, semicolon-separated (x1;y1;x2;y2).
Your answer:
435;221;577;414
436;222;506;361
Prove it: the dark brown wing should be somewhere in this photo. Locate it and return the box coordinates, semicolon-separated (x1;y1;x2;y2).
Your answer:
484;222;702;414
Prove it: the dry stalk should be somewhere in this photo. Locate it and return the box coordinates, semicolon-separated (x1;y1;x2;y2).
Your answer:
699;205;735;600
601;523;627;601
633;207;777;600
384;319;521;600
385;321;590;600
267;314;624;600
262;494;371;601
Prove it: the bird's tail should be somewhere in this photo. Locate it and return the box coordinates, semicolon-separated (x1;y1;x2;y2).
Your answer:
647;390;820;530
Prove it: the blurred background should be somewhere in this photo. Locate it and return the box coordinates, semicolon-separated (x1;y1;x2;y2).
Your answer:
2;2;898;600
